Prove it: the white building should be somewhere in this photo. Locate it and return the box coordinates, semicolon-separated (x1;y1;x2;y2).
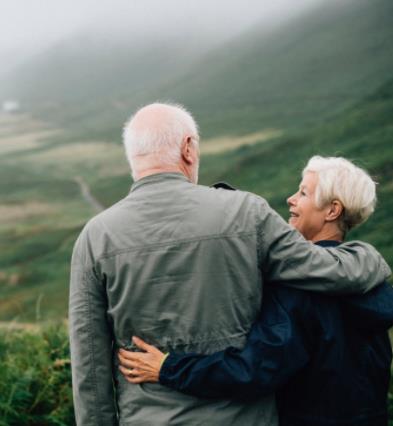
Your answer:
2;100;20;113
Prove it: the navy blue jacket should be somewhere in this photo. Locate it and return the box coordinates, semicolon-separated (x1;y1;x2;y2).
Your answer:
160;241;393;426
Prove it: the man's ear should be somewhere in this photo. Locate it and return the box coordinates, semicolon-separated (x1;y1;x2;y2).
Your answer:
181;136;194;165
325;200;344;222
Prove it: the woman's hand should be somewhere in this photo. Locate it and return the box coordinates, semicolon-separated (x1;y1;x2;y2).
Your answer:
118;336;166;384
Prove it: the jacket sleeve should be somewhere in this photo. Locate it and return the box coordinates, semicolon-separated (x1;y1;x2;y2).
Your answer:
342;281;393;331
255;197;391;294
159;289;310;400
69;229;118;426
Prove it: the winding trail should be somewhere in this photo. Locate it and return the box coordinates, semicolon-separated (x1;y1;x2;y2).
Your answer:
74;176;105;213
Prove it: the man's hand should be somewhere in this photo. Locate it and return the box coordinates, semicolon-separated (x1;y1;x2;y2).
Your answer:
118;336;166;384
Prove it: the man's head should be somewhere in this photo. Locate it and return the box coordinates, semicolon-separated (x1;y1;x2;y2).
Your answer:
123;103;200;183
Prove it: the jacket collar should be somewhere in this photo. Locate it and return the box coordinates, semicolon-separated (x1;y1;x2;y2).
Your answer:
314;240;341;248
130;172;190;193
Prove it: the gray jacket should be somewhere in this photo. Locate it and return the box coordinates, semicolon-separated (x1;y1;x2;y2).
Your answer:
69;173;390;426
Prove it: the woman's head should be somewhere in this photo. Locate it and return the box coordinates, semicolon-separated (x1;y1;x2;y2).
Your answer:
287;156;377;241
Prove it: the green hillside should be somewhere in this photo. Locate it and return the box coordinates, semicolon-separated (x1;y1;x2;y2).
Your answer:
1;0;392;142
166;0;393;136
0;0;391;321
0;76;391;321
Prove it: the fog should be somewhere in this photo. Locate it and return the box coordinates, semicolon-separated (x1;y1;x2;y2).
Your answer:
0;0;325;71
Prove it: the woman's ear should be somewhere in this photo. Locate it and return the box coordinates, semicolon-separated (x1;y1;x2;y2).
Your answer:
325;200;344;222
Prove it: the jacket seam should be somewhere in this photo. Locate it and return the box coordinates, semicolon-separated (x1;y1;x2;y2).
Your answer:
83;270;103;426
96;231;256;262
254;197;265;272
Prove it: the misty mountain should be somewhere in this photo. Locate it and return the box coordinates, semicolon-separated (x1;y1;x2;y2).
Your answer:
0;29;228;140
1;0;392;140
165;0;393;135
0;31;209;105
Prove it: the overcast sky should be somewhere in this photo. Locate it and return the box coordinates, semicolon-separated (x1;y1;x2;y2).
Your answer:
0;0;328;59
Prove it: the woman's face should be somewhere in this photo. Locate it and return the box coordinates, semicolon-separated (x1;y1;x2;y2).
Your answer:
287;171;329;241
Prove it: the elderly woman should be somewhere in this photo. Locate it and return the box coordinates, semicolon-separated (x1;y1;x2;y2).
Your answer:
118;156;393;426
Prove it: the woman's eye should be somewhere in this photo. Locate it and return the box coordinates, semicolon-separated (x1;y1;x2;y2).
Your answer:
300;191;306;196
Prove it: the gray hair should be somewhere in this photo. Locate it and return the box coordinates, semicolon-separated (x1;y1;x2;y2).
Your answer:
122;102;199;176
303;156;377;234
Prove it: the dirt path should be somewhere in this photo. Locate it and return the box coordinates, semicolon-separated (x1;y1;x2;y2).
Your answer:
200;129;282;154
74;176;105;213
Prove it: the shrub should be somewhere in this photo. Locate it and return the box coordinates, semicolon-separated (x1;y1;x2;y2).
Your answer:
0;324;74;426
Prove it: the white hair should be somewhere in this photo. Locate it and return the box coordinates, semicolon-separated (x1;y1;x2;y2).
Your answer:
303;156;377;234
122;102;199;176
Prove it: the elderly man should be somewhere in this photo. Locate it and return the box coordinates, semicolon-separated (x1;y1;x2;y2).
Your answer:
69;103;390;426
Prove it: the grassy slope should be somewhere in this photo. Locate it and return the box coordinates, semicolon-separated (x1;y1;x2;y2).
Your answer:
0;128;130;320
0;158;88;320
159;0;392;133
0;79;391;323
0;0;391;321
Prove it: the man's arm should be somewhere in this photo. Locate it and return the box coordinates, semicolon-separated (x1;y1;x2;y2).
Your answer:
69;230;117;426
255;197;391;293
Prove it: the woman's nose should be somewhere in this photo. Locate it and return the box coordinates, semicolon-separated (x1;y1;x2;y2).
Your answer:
287;193;296;206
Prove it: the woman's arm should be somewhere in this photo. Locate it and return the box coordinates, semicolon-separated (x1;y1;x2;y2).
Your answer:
118;289;312;400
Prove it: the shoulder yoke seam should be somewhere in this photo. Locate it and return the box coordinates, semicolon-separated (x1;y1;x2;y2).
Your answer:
96;231;256;262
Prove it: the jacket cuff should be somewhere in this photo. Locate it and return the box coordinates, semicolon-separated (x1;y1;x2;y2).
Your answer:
158;353;180;387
